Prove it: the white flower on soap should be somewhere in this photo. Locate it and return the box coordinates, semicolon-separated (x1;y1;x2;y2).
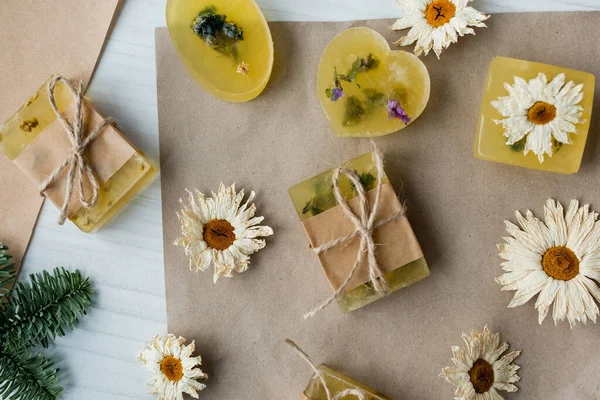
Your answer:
137;334;208;400
496;199;600;328
492;73;586;163
174;183;273;283
440;326;521;400
392;0;489;58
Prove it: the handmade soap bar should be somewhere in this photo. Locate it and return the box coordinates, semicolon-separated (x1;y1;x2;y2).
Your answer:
301;365;390;400
166;0;274;103
0;77;156;233
474;56;595;174
317;27;430;137
289;152;429;313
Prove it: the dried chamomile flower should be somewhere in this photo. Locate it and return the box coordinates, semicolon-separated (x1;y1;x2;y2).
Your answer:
440;326;521;400
496;199;600;328
137;334;208;400
174;183;274;283
492;73;586;163
392;0;489;58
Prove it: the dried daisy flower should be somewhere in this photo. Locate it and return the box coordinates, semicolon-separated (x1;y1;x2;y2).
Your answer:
174;183;274;283
137;334;208;400
440;326;521;400
392;0;489;58
237;61;250;75
496;199;600;328
492;73;586;163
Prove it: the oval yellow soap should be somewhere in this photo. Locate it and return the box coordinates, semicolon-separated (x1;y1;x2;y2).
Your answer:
318;27;430;137
166;0;274;102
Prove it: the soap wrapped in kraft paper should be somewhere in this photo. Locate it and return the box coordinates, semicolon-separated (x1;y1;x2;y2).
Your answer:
289;146;429;315
0;75;156;233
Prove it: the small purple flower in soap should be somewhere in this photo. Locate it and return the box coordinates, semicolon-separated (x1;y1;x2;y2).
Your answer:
330;87;344;102
387;100;412;124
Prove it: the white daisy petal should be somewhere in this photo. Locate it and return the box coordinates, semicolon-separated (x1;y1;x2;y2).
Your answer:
441;327;520;399
497;199;600;328
174;184;273;283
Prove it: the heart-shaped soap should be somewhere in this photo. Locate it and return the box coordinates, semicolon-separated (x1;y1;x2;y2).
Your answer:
318;27;431;137
167;0;274;103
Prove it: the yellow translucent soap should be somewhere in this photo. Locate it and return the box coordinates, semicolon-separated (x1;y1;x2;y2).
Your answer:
166;0;274;102
474;56;595;174
317;27;430;137
0;78;156;233
302;365;390;400
289;153;429;313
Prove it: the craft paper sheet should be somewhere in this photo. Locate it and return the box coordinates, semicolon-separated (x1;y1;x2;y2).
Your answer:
0;0;119;275
157;13;600;399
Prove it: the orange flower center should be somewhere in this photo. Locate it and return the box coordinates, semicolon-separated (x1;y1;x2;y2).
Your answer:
160;356;184;382
527;101;557;125
542;246;579;281
469;358;495;394
204;219;236;250
425;0;456;27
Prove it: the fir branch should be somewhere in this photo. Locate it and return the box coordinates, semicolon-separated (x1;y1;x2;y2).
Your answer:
0;244;16;303
0;267;93;349
0;346;62;400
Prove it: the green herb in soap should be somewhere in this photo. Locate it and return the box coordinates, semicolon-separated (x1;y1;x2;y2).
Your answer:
351;171;376;192
302;180;336;217
192;6;244;62
344;95;367;126
510;138;526;152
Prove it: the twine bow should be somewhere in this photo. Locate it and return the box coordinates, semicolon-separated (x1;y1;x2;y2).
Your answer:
285;339;366;400
40;75;117;225
304;143;405;319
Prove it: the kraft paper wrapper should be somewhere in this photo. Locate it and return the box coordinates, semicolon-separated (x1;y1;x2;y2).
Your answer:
299;394;310;400
13;101;136;217
302;183;423;292
0;0;119;280
157;12;600;399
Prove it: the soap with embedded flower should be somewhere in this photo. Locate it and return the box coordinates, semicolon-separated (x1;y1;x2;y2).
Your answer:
474;56;595;174
317;27;430;137
166;0;274;102
301;365;390;400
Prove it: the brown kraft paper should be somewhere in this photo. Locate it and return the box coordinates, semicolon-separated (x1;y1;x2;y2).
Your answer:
0;0;119;281
13;101;135;217
302;183;423;292
157;12;600;400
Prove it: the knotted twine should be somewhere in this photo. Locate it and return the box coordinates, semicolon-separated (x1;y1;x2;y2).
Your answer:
304;143;406;319
40;75;117;225
285;339;366;400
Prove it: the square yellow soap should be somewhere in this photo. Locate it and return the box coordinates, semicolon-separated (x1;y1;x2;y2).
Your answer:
474;56;595;174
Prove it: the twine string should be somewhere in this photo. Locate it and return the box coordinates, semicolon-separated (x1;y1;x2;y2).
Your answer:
303;143;405;319
285;339;365;400
40;75;117;225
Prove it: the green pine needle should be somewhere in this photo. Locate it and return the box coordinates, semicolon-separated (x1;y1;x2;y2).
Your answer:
0;244;16;302
0;267;94;349
0;346;62;400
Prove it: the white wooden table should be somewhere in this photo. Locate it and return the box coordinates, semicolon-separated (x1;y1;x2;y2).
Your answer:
19;1;600;399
